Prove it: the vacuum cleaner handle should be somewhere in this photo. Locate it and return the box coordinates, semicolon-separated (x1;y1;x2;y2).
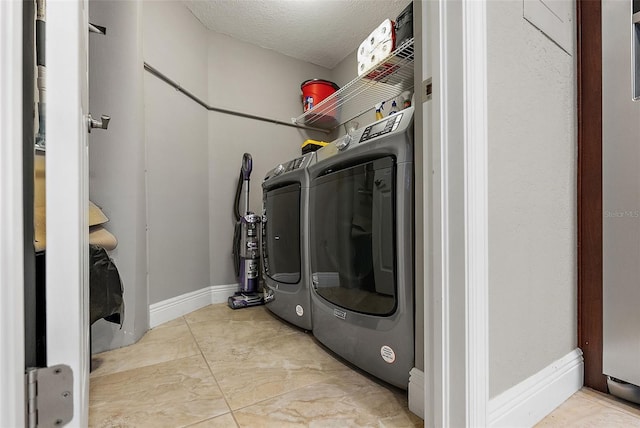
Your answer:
242;153;252;180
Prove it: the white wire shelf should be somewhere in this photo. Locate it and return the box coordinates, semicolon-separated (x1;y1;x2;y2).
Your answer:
293;37;415;130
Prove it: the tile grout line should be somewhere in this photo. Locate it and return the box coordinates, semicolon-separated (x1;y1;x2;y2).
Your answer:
224;366;412;420
182;305;413;423
184;311;242;427
89;318;200;380
90;305;421;426
91;353;202;380
91;312;235;428
183;305;354;421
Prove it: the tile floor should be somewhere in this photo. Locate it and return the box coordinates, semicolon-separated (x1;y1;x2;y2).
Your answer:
536;387;640;427
90;303;423;427
90;302;640;427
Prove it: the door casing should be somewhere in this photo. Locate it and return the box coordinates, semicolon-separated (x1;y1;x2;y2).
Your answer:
576;0;607;393
0;1;26;426
46;0;91;424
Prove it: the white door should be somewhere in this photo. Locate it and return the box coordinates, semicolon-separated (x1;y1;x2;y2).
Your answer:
0;1;27;426
46;0;90;425
1;1;90;424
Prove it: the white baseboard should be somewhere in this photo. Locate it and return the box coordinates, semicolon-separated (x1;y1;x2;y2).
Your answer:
489;348;584;427
210;283;241;304
149;283;239;328
408;367;425;419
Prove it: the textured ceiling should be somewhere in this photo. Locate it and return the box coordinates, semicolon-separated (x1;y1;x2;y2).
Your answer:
183;0;412;69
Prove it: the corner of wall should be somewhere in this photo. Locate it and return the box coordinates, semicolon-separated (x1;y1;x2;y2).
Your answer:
149;283;239;328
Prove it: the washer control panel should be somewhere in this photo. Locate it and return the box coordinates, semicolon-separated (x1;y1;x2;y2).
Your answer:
359;112;404;143
284;155;309;171
264;153;314;181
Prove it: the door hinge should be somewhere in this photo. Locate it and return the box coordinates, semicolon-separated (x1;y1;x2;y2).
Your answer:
25;365;74;427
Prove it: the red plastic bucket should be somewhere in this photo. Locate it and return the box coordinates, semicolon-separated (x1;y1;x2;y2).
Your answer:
301;79;340;125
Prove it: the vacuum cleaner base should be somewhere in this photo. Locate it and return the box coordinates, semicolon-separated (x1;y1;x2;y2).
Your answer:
228;292;264;309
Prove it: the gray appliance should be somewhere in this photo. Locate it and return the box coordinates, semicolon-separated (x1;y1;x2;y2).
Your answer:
603;0;640;402
261;152;316;330
308;107;414;389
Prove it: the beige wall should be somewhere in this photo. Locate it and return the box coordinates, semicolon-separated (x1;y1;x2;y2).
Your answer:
143;0;208;98
206;31;330;286
143;1;330;296
143;1;211;304
89;0;148;353
487;1;577;397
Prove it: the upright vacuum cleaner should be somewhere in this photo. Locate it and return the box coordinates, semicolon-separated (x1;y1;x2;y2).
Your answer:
229;153;264;309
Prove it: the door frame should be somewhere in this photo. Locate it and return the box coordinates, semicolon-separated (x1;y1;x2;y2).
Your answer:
46;0;91;424
576;0;607;393
0;1;26;425
424;0;489;425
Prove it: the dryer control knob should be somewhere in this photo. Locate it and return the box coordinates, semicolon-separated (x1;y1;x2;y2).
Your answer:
336;134;352;151
273;164;285;176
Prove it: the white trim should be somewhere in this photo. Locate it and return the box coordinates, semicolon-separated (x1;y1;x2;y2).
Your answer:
413;2;440;424
47;1;90;425
408;368;426;419
489;348;584;427
149;284;240;328
426;0;491;425
463;0;489;426
428;0;453;424
0;1;25;425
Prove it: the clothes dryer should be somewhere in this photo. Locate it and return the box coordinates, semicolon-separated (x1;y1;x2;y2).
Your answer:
261;152;316;330
308;108;414;389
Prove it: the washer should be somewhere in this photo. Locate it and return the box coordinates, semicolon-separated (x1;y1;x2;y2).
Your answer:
308;107;414;389
261;152;316;330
